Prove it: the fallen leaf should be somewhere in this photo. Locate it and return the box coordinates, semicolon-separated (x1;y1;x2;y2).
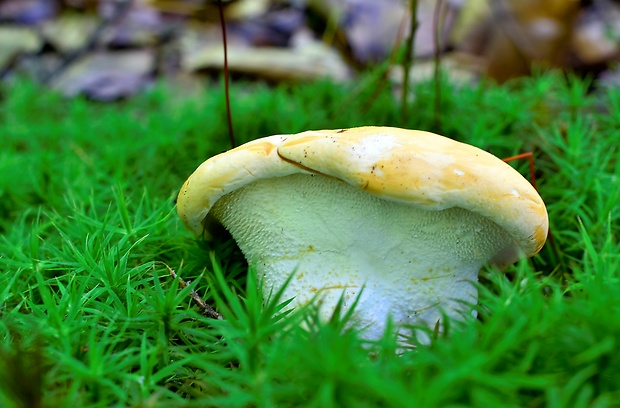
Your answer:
51;50;154;100
0;26;42;71
41;13;99;53
182;31;351;82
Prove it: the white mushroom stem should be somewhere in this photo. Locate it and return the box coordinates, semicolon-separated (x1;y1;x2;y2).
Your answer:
211;173;515;340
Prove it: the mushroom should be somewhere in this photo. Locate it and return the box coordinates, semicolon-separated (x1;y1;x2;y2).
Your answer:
177;127;548;340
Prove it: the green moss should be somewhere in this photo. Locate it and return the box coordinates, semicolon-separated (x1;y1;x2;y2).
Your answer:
1;72;619;407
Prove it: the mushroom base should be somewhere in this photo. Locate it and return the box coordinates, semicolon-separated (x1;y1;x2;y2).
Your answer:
211;174;516;341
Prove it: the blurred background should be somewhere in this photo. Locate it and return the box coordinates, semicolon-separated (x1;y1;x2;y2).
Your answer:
1;0;619;101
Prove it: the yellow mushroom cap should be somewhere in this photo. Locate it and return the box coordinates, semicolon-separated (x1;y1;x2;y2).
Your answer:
177;126;548;258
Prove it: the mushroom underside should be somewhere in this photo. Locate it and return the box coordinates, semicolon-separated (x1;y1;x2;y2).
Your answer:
210;173;517;340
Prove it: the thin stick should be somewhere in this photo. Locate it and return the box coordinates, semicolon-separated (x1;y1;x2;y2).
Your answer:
432;0;446;131
358;9;409;113
217;0;235;148
502;152;563;269
502;152;538;191
400;0;419;122
161;262;223;320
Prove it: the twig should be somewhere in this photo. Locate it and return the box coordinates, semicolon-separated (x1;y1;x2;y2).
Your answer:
161;262;223;320
217;0;236;149
432;0;446;131
358;8;410;114
401;0;419;121
502;152;538;191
